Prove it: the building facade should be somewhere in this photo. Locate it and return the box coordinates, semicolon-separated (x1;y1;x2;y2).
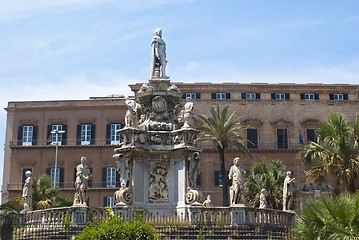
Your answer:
2;82;359;208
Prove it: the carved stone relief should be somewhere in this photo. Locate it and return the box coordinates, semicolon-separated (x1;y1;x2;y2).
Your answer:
148;161;169;202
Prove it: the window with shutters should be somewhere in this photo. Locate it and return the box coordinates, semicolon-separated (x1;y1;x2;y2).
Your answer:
186;93;197;99
246;93;256;100
334;94;344;100
329;93;348;101
22;125;33;146
300;93;319;100
106;197;114;207
304;94;314;100
111;124;121;145
277;128;288;149
107;167;116;188
81;124;91;145
272;93;290;100
307;129;316;143
216;93;227;99
275;93;285;100
182;93;200;99
214;171;230;186
51;124;63;145
247;129;258;149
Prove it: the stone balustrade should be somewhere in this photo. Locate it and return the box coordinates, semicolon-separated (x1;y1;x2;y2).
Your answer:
18;205;295;229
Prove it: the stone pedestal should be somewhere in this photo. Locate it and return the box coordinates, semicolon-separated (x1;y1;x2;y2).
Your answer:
71;206;87;226
230;205;246;225
113;77;202;217
113;205;131;219
187;205;203;225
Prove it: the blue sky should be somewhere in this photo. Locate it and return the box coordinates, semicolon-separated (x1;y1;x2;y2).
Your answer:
0;0;358;197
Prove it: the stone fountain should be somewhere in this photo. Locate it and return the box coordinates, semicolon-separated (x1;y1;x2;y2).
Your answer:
112;28;202;217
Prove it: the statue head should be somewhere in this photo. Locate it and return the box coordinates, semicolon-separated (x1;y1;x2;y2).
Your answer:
233;157;240;166
154;28;162;37
25;171;32;177
121;180;126;189
286;171;292;177
81;156;87;164
261;188;266;194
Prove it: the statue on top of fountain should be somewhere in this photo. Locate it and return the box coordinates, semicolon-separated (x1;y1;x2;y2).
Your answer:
150;28;168;79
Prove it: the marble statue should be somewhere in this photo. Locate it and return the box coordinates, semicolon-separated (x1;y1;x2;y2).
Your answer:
125;97;141;128
74;156;92;206
283;171;295;211
181;97;196;129
150;28;168;79
188;152;201;187
149;162;169;202
21;171;32;213
115;153;130;187
259;189;267;209
228;157;245;205
203;195;213;207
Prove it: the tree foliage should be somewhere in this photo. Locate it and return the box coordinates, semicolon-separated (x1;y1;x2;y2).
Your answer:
293;191;359;239
32;174;72;210
0;195;23;216
0;174;72;214
76;210;157;240
244;161;286;209
196;105;250;206
300;112;359;192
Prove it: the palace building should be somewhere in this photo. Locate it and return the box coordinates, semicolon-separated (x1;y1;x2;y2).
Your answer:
2;82;359;208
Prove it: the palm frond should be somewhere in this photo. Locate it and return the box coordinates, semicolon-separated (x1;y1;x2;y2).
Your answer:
299;113;359;192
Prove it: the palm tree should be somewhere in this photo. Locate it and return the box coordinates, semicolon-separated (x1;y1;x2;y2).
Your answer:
293;191;359;239
0;175;72;215
300;112;359;193
0;195;22;215
196;105;250;206
32;174;72;210
244;161;286;209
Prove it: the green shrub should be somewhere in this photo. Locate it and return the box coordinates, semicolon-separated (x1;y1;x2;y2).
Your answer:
76;210;157;240
293;191;359;239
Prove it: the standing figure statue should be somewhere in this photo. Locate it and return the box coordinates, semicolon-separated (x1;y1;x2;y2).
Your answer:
188;152;201;187
259;188;267;209
150;28;168;79
283;171;295;211
228;157;245;205
21;171;32;213
74;156;92;206
115;153;130;187
125;97;142;128
181;97;196;129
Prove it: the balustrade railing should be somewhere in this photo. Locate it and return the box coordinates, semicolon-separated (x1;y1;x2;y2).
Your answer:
17;205;294;227
3;205;294;239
